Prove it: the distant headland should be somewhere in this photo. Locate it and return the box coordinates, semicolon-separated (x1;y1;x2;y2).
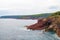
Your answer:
0;13;51;19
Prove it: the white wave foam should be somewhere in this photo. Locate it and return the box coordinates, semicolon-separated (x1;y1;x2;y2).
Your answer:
19;27;30;31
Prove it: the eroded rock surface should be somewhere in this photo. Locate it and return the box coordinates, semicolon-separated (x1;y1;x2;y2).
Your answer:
26;11;60;37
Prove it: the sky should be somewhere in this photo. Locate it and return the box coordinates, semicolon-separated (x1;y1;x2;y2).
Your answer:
0;0;60;15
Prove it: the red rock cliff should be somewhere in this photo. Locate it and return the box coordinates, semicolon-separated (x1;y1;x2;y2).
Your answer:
26;18;51;30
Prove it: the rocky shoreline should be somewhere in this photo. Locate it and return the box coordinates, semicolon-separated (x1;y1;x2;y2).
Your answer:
26;11;60;37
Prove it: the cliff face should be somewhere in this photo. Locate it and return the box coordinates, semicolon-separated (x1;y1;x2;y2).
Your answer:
26;11;60;37
27;18;49;30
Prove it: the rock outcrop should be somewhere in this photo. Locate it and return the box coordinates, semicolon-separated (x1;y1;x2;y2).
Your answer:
26;18;50;30
26;11;60;37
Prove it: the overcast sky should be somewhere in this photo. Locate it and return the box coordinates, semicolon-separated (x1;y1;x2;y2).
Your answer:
0;0;60;15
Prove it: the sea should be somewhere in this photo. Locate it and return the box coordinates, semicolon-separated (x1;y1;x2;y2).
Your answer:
0;19;59;40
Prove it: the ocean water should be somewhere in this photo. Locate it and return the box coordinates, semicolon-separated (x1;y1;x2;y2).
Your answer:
0;19;59;40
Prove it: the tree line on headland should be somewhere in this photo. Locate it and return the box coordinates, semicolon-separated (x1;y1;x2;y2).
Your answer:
0;13;51;19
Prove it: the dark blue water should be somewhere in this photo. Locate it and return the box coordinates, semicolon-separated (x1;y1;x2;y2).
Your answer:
0;19;59;40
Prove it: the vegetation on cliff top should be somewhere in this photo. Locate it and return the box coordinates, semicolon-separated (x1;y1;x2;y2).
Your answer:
48;11;60;23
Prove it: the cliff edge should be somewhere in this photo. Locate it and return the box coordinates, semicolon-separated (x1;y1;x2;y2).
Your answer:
26;11;60;37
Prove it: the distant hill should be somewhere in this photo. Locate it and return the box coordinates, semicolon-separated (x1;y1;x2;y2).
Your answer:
0;13;52;19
